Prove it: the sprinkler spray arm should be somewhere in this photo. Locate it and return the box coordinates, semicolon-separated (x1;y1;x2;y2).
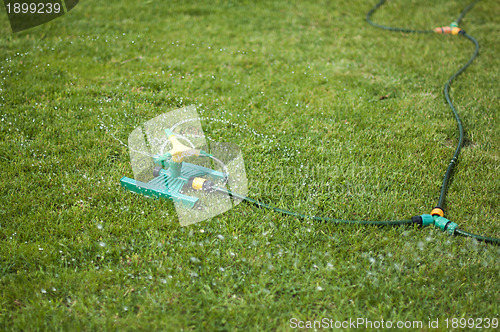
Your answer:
153;129;214;178
164;129;201;162
153;129;213;166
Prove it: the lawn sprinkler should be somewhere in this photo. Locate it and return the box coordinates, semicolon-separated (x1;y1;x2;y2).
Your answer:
120;106;248;226
120;128;227;208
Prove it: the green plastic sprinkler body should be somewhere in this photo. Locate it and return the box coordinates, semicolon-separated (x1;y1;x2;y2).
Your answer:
120;128;226;208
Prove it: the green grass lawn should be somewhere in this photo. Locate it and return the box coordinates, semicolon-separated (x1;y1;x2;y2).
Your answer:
1;0;499;330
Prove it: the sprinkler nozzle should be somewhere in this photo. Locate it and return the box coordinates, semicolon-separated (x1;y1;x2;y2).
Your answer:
165;129;201;163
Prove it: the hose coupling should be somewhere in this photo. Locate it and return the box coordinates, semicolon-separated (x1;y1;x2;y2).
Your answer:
412;214;458;235
188;177;215;192
412;214;434;227
433;215;458;235
434;22;465;35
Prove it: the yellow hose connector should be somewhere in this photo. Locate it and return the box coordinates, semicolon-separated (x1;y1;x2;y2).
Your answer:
435;22;463;35
434;26;462;35
431;207;444;217
192;177;207;191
